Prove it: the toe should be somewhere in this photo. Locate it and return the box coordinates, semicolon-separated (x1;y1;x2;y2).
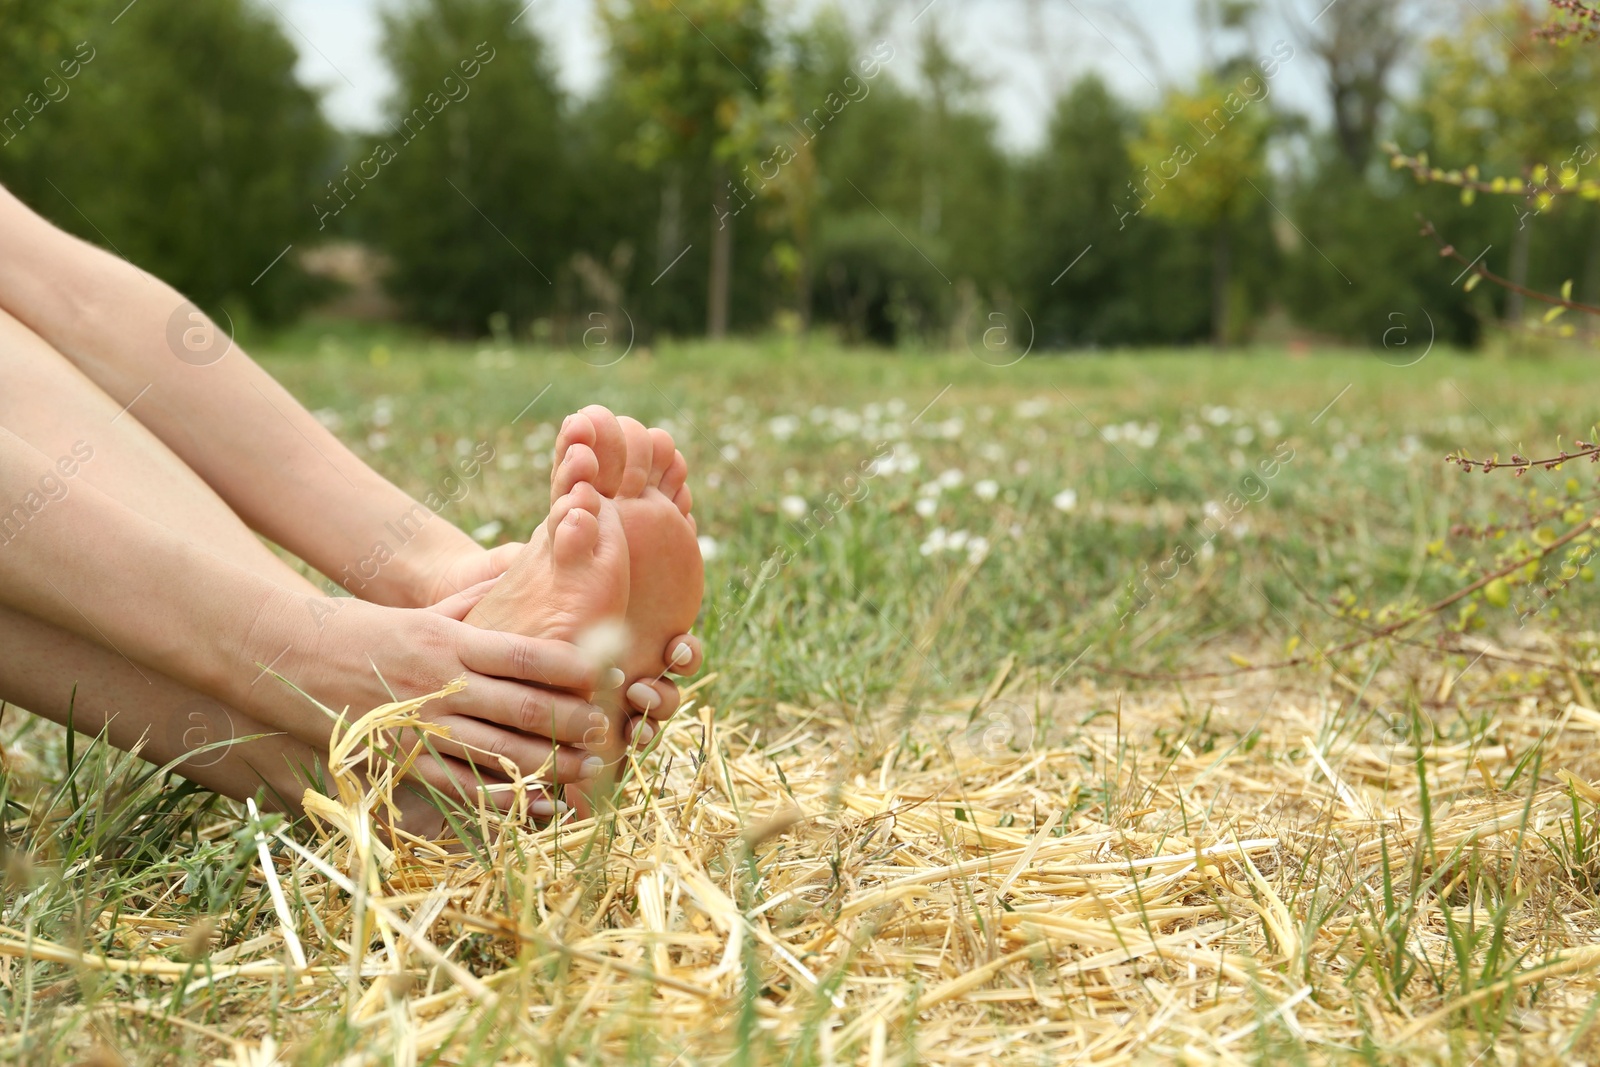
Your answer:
658;448;689;505
552;443;599;500
553;411;597;472
626;678;678;719
663;634;704;675
565;480;603;517
550;503;600;565
672;483;693;517
616;416;654;498
580;404;628;496
646;427;677;488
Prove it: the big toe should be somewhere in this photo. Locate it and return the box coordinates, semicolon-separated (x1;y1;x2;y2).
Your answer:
616;415;655;498
554;411;597;469
578;405;628;496
549;482;603;565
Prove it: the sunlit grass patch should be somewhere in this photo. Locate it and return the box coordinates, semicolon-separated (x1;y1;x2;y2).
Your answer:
7;333;1600;1063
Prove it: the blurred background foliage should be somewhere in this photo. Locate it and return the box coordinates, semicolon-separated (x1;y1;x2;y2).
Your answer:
2;0;1597;349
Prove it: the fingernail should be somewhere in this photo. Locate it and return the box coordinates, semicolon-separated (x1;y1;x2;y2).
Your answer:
580;756;605;779
669;642;693;667
635;720;656;747
530;797;569;818
584;709;610;748
603;667;625;689
628;682;660;712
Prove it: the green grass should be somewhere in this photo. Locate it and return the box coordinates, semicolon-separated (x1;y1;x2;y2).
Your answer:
6;328;1600;1064
259;328;1600;704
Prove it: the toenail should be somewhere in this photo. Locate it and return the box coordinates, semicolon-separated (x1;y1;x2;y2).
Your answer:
635;720;656;747
669;642;693;667
603;667;625;689
628;682;660;712
579;756;605;779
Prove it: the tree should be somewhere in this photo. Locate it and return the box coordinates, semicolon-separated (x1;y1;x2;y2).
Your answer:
1131;74;1275;344
0;0;96;200
1015;76;1212;348
1292;0;1414;170
798;26;1011;346
1415;0;1598;324
356;0;571;335
600;0;769;338
3;0;333;324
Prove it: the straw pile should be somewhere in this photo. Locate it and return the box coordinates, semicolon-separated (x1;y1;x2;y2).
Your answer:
7;663;1600;1064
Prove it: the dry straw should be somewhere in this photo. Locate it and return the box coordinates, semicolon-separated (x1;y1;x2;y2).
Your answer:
6;668;1600;1063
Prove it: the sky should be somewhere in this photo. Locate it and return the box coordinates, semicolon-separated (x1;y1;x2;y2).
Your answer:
266;0;1342;153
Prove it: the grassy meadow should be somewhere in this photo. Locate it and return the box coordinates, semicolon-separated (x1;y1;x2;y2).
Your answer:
6;330;1600;1064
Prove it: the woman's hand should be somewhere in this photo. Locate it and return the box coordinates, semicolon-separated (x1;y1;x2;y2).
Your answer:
423;569;705;753
621;633;705;748
238;588;626;800
413;541;524;609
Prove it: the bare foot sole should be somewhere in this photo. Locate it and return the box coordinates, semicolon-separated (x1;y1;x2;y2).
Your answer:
555;406;703;699
456;476;631;819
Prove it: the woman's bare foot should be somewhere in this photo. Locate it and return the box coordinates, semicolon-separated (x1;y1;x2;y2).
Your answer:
554;406;704;690
461;472;631;811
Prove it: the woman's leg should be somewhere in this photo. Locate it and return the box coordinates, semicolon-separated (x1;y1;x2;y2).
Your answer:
0;607;317;808
0;304;334;808
0;306;534;824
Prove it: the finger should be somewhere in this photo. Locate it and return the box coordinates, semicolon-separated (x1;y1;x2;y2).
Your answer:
452;625;617;693
406;751;512;810
408;754;567;819
562;782;594;821
484;540;523;579
626;678;681;721
451;673;609;744
662;634;703;675
428;578;500;622
436;716;603;783
627;714;659;750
